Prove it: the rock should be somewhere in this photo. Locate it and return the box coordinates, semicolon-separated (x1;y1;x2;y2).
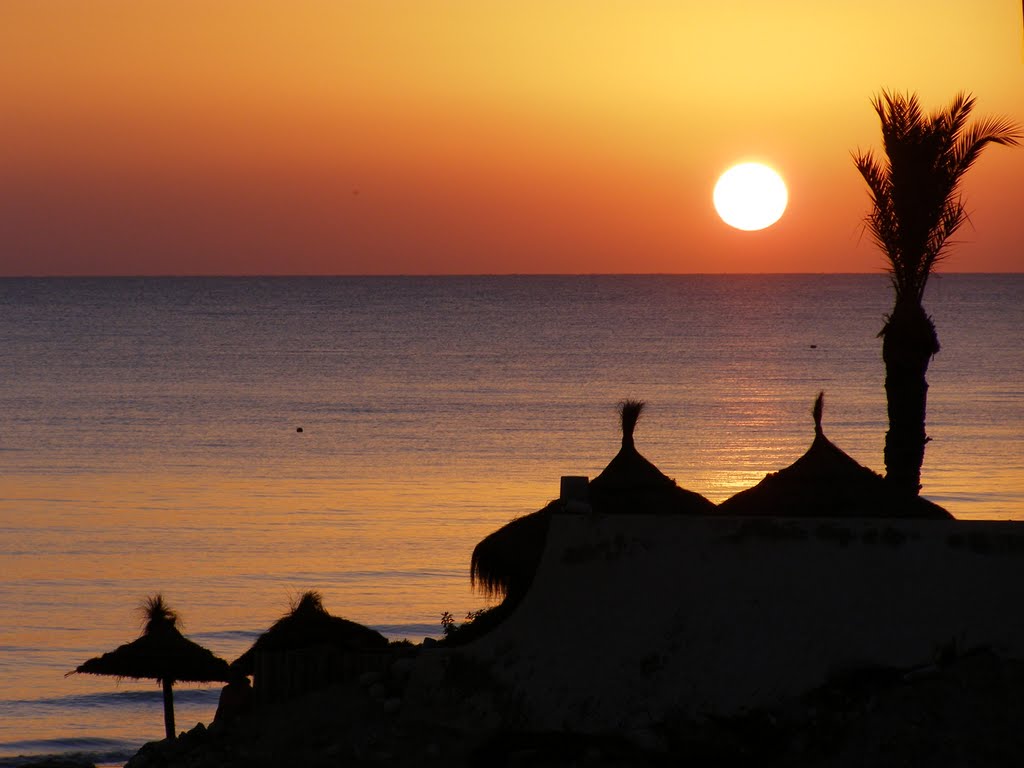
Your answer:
125;740;164;768
206;719;226;738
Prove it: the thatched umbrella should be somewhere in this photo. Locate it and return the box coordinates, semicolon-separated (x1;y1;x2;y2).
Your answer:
588;400;716;516
70;595;232;740
471;400;715;603
470;499;560;601
717;393;952;518
231;591;388;679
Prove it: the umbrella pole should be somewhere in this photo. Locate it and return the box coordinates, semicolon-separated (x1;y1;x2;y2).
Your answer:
162;678;176;740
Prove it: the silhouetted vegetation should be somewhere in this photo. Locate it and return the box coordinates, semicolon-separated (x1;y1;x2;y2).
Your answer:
440;606;509;646
854;91;1020;496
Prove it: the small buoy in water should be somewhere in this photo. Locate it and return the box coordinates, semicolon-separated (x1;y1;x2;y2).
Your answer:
296;427;303;433
810;344;818;349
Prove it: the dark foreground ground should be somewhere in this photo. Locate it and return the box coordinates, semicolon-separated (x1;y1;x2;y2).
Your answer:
112;646;1024;768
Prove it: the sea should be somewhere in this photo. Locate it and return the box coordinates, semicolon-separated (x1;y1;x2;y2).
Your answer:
1;274;1022;766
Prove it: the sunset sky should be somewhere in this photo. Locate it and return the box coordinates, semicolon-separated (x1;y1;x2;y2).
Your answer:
2;1;1022;275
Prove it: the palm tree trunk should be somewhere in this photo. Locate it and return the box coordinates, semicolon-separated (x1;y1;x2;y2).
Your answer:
881;299;939;496
162;678;176;740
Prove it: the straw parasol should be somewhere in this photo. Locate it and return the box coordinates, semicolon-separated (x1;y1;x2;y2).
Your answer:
471;400;715;602
470;500;559;601
69;595;232;740
588;400;716;516
230;591;388;678
717;392;952;518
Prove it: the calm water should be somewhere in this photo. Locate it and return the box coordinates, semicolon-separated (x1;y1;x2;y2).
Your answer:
2;274;1022;764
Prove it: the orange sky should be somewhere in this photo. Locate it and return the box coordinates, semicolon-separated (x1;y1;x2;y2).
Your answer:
2;1;1022;275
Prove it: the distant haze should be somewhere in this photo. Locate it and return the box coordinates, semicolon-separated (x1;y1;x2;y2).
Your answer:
2;1;1022;275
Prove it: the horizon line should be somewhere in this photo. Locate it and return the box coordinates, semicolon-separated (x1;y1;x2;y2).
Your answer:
2;271;1021;279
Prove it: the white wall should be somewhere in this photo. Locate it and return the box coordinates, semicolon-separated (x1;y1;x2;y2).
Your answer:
465;515;1024;730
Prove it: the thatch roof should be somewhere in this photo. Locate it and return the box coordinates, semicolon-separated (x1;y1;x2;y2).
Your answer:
71;595;232;741
470;500;558;600
717;393;952;519
231;591;388;676
72;595;231;684
470;401;715;602
588;400;716;515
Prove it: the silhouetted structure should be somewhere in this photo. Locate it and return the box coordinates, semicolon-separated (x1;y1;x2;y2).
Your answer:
588;400;715;516
853;91;1020;496
471;401;714;602
231;591;388;701
718;393;951;518
70;595;231;740
470;500;559;601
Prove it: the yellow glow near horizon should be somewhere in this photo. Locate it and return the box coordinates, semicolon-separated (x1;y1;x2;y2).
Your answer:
713;163;789;231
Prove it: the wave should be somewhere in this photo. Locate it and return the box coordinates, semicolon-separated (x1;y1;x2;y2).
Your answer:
375;622;442;640
2;687;221;710
188;629;261;643
192;621;440;642
0;736;134;766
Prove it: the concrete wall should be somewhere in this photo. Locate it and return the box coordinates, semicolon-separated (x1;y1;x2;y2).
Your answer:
463;515;1024;731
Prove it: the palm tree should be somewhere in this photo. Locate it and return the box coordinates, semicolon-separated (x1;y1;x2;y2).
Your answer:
853;91;1020;496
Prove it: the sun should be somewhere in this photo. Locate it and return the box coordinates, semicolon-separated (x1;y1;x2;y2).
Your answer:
713;162;788;231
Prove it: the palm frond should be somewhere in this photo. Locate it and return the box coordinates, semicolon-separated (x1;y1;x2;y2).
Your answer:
936;91;975;142
954;117;1023;176
855;90;1021;296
